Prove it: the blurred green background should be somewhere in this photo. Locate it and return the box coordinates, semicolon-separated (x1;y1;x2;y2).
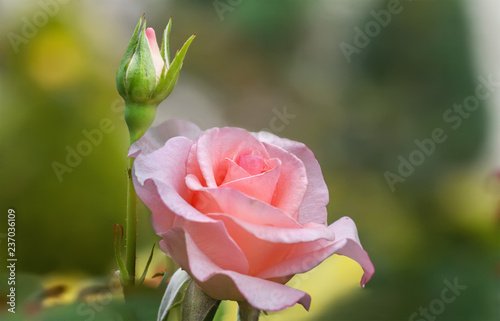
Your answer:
0;0;499;320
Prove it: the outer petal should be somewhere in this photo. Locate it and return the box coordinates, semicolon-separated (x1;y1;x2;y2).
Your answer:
129;119;201;157
133;136;196;235
134;136;221;236
254;131;329;225
162;227;311;311
160;219;250;274
257;217;375;288
331;217;375;287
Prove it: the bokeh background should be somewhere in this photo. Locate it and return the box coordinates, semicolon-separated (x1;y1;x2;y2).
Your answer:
1;0;499;320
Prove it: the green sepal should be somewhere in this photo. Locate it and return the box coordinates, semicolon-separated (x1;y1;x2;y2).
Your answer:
125;19;158;104
116;14;144;98
161;18;172;70
181;279;220;321
113;224;130;284
237;301;260;321
151;34;195;105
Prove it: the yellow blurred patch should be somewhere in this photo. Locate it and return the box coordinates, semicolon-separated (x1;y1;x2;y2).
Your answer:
261;255;363;321
39;273;123;308
438;169;497;230
40;273;85;307
27;28;86;90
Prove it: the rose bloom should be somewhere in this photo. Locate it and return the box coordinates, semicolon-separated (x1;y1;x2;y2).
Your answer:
130;120;374;311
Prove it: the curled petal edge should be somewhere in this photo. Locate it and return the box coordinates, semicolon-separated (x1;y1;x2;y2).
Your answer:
162;227;312;312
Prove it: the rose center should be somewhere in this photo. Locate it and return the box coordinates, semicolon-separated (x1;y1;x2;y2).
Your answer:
237;153;266;176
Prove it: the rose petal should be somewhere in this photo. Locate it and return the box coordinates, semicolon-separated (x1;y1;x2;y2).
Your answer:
207;213;334;244
220;158;281;204
162;227;311;311
331;217;375;287
257;217;374;288
133;136;211;236
186;141;207;187
134;136;193;235
261;142;308;219
206;213;334;275
255;131;329;225
237;153;265;175
145;27;164;80
220;158;251;184
186;174;298;228
196;128;269;187
129;119;201;157
160;221;249;275
206;214;295;275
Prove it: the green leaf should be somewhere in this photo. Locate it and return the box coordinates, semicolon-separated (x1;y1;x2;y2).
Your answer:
157;268;191;321
138;243;156;285
113;224;129;283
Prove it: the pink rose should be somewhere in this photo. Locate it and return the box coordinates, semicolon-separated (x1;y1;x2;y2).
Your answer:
130;120;374;312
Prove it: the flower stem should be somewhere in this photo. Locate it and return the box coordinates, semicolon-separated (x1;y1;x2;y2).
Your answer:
126;157;137;286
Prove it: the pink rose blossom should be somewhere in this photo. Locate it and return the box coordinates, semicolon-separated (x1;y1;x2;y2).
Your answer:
130;120;374;312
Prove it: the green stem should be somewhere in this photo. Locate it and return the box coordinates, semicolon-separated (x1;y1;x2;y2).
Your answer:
126;157;137;286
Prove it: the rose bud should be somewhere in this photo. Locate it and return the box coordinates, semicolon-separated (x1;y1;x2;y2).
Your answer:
116;15;195;144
